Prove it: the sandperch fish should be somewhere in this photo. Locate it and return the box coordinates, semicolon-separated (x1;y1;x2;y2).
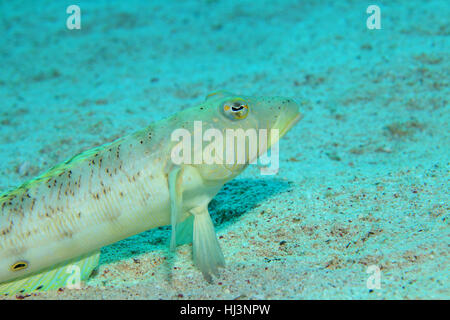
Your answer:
0;91;301;294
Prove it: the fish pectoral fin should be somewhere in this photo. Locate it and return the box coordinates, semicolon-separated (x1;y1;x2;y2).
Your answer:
0;250;100;295
191;206;225;282
169;166;184;251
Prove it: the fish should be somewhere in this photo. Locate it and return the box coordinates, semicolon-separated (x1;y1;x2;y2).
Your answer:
0;90;301;295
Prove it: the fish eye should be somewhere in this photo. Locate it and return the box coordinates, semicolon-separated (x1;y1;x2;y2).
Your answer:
222;98;249;120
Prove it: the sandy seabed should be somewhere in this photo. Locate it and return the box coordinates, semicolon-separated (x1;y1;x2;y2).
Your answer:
0;0;448;299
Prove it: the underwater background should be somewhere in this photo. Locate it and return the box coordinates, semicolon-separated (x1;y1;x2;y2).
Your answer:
0;0;448;299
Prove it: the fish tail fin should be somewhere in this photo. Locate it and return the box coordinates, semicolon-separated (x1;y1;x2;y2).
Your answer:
192;207;225;282
0;250;100;296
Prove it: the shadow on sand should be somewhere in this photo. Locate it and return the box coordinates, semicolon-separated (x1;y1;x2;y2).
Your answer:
97;177;292;274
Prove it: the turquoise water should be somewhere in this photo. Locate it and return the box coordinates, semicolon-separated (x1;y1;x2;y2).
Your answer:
0;0;448;299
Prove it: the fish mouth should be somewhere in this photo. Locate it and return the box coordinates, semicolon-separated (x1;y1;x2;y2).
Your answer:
280;112;302;138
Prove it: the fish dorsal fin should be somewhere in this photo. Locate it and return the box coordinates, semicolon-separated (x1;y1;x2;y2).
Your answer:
175;214;194;246
0;250;100;296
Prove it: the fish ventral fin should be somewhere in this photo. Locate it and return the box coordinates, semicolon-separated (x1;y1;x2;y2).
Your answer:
169;166;184;251
0;251;100;296
204;90;233;102
191;206;225;282
175;214;194;246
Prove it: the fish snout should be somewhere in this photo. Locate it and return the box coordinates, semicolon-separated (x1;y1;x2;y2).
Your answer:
277;98;302;137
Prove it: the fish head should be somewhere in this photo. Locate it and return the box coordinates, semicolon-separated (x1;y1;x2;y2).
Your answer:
171;90;302;183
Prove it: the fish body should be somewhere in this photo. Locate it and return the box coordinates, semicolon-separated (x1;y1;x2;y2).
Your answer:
0;91;301;294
